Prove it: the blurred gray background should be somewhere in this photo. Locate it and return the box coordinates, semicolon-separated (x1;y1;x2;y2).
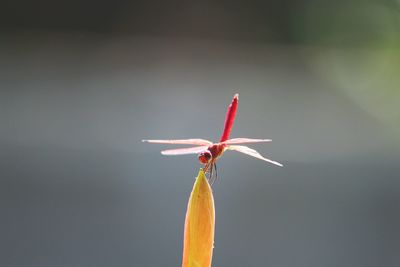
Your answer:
1;0;400;266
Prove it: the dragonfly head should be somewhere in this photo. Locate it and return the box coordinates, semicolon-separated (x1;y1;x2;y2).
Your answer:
198;150;212;164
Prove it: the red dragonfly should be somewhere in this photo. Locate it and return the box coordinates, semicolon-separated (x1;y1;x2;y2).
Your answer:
143;94;282;183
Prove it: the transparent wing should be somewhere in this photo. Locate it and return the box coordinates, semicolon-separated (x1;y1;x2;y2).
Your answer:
222;138;272;145
143;139;212;146
227;145;283;166
161;146;209;155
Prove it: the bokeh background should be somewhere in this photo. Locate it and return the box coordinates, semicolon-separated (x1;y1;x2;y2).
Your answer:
1;0;400;266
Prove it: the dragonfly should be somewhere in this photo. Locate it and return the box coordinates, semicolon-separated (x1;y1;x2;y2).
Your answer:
143;94;282;184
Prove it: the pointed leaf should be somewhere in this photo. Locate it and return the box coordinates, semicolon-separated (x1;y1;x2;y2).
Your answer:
182;169;215;267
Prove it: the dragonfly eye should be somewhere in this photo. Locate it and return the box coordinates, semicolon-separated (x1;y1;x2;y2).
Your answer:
198;151;212;164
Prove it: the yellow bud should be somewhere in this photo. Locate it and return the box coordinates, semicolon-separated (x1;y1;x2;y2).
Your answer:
182;169;215;267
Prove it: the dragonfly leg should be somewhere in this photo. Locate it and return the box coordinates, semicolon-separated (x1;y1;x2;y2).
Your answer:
214;163;218;183
203;162;211;173
202;161;214;184
209;164;213;183
209;163;218;186
203;162;210;181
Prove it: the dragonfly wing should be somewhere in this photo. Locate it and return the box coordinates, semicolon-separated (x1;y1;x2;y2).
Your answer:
143;139;212;146
227;145;283;166
161;146;209;155
222;138;272;145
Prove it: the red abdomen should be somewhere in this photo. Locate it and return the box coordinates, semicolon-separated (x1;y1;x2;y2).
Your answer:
220;94;238;142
